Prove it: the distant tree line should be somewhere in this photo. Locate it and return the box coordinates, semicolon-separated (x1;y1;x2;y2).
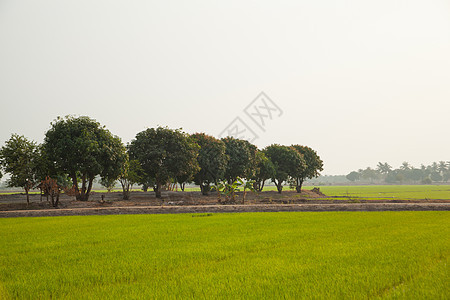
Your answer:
0;116;324;205
346;161;450;184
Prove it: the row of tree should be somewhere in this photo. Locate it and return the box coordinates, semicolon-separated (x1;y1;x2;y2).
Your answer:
0;116;324;204
346;161;450;184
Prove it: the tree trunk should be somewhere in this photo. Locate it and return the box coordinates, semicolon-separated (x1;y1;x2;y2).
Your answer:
154;182;162;198
85;177;94;201
275;180;283;193
296;178;303;193
123;190;130;200
25;188;30;205
201;183;210;195
76;176;93;201
71;173;81;201
80;174;86;200
54;191;60;208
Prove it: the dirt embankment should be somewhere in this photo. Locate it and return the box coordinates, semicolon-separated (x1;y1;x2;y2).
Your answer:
0;189;449;218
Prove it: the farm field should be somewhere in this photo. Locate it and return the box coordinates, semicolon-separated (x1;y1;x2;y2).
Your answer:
0;212;448;299
258;185;450;200
2;184;449;199
316;185;450;200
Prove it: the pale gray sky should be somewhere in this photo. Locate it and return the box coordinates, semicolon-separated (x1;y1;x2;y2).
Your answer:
1;0;449;175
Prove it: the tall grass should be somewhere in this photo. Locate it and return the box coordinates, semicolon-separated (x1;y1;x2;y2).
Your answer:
0;212;448;299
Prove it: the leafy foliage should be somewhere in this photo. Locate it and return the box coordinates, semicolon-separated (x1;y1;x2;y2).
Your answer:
191;133;228;195
346;171;360;182
348;161;450;184
119;157;144;200
221;137;255;183
264;144;305;193
213;177;255;204
129;127;200;198
0;134;38;204
290;145;323;192
251;151;275;192
43;116;127;201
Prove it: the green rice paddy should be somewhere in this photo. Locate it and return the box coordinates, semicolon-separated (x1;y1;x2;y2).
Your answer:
0;212;448;299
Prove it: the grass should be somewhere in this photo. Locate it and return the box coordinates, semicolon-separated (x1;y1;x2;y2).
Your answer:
0;212;448;299
316;185;450;200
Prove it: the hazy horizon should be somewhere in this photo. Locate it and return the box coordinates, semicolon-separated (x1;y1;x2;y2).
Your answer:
1;0;449;175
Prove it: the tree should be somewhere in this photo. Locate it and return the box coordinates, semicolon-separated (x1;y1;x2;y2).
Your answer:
242;141;258;180
129;127;200;198
43;116;127;201
409;168;424;183
176;173;192;192
99;177;117;193
430;171;442;182
346;171;360;182
138;175;155;192
376;162;392;175
400;162;411;171
264;144;304;193
290;145;323;193
438;161;448;181
119;158;143;200
191;133;228;195
251;151;275;192
0;134;38;204
361;167;379;183
221;137;254;183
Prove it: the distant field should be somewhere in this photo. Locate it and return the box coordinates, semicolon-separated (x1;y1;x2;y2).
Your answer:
65;184;450;199
0;212;448;299
1;185;449;200
316;185;450;200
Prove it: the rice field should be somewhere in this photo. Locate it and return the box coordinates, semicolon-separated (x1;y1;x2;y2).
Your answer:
0;212;448;299
316;185;450;200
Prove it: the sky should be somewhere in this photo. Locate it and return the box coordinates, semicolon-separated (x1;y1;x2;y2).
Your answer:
0;0;449;175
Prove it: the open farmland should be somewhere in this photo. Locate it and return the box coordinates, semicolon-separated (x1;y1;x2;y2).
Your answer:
260;185;450;200
0;212;448;299
317;185;450;200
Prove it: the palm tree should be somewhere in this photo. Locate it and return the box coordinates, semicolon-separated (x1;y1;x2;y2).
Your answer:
400;162;411;171
438;161;447;174
377;162;392;175
431;162;439;172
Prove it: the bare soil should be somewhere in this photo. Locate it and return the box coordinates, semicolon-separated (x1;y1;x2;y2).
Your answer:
0;189;449;217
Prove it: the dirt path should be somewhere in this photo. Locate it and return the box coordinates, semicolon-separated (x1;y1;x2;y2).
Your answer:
1;203;449;218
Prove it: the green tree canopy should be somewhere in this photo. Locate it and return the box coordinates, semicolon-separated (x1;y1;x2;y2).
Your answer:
191;133;228;195
264;144;304;193
221;137;255;183
119;155;144;200
346;171;360;182
0;134;38;204
129;127;199;198
43;116;126;201
290;145;323;193
251;150;275;192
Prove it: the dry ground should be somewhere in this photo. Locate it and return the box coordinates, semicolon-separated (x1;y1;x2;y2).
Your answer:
0;188;449;217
